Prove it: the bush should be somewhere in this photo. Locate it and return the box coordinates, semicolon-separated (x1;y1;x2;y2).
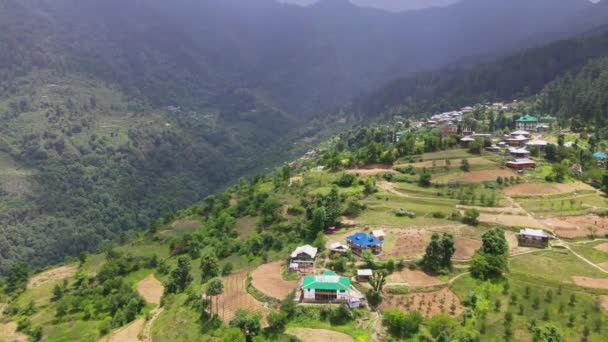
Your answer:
395;209;416;218
335;173;356;187
383;310;423;339
432;212;446;219
383;172;394;181
462;209;480;226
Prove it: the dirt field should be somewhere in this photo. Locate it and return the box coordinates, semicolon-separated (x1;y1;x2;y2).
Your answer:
572;276;608;289
599;295;608;310
479;212;547;229
598;262;608;272
380;229;426;260
541;215;608;238
346;164;392;176
137;274;164;305
386;269;444;287
595;243;608;253
286;328;353;342
28;264;79;289
406;157;493;169
454;169;515;183
217;270;266;323
503;182;595;196
381;288;464;319
251;262;299;300
100;318;145;342
453;237;482;260
0;322;28;342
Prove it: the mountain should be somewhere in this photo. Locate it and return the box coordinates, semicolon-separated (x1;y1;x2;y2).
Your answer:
1;0;607;272
355;26;608;120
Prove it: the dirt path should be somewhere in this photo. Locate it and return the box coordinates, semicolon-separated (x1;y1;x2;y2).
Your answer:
0;321;29;342
562;240;608;275
286;328;353;342
141;308;164;342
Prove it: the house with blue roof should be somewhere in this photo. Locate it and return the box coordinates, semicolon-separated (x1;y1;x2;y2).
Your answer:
593;152;608;160
347;232;383;256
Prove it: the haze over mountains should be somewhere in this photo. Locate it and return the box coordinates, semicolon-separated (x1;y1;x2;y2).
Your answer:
1;0;608;271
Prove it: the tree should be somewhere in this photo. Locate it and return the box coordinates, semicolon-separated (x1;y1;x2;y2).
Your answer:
470;228;508;279
166;256;193;294
427;313;458;338
309;206;327;239
418;168;432;187
366;272;386;310
200;251;220;283
551;161;569;183
5;263;28;294
460;159;471;172
462;209;480;226
206;277;224;316
229;310;261;337
421;233;454;273
533;324;564;342
382;310;423;339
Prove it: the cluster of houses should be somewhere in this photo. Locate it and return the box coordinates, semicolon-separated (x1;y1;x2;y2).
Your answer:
287;230;387;308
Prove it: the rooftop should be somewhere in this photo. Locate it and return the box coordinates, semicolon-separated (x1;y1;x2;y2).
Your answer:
519;228;552;238
516;114;538;123
291;245;318;259
593;152;608;159
302;272;351;291
347;232;383;247
357;269;373;276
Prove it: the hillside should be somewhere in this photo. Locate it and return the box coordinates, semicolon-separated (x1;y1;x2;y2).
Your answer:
1;120;608;341
2;0;607;272
355;25;608;120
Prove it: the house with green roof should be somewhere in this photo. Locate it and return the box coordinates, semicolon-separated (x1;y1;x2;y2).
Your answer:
301;271;352;302
515;114;538;131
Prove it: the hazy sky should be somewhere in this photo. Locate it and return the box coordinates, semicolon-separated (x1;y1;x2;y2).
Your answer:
279;0;461;11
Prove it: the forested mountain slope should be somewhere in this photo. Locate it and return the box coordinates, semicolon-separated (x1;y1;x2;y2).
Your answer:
0;0;607;272
355;26;608;121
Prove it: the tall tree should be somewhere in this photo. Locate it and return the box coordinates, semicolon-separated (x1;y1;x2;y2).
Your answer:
166;256;193;294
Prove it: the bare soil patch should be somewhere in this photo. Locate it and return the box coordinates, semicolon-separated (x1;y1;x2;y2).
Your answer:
454;237;481;260
386;270;444;287
0;322;28;342
572;276;608;289
346;165;393;177
479;213;546;229
454;169;515;183
379;229;426;260
251;262;299;300
598;262;608;272
599;295;608;310
504;182;595;197
101;318;145;342
541;215;608;238
286;328;353;342
407;157;493;169
137;274;164;305
28;264;78;289
594;243;608;253
381;288;464;319
217;270;266;323
289;176;303;185
235;216;258;240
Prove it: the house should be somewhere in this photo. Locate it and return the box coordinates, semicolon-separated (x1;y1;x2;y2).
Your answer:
564;141;576;148
509;147;531;158
535;124;550;133
506;158;536;170
510;130;530;138
441;126;458;136
516;114;539;131
301;271;351;303
460;136;475;146
518;228;552;248
290;245;318;272
357;269;373;282
486;145;501;152
372;229;385;241
525;140;548;149
593;152;607;160
329;242;349;254
506;135;529;147
347;232;383;256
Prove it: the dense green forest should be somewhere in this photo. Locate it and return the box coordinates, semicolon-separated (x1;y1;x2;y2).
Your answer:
356;26;608;122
